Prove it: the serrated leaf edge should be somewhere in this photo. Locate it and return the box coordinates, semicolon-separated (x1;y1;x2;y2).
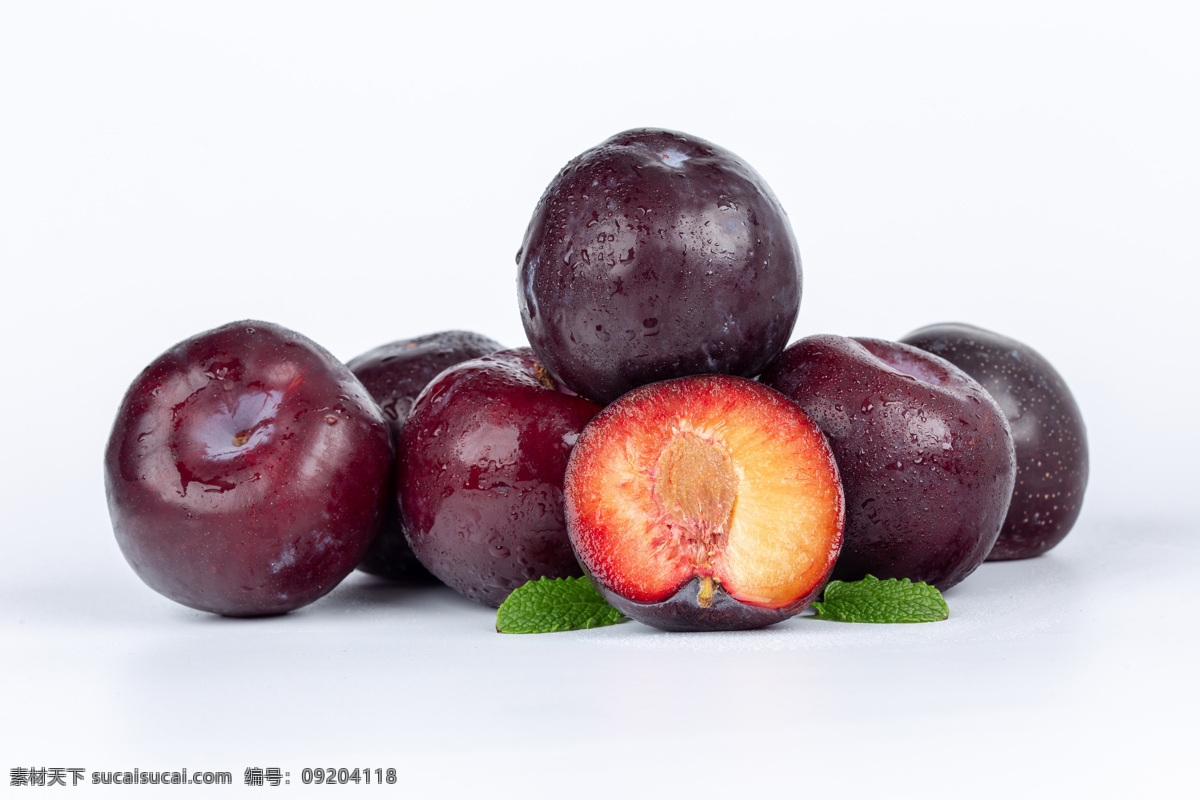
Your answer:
811;575;948;624
495;576;629;634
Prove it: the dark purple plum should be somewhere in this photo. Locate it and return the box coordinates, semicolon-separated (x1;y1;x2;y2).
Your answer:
104;320;393;616
761;335;1016;591
347;330;502;581
900;323;1088;560
517;128;801;404
398;348;602;607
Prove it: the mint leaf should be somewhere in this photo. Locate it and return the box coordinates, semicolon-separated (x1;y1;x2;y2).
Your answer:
496;576;629;633
812;575;948;623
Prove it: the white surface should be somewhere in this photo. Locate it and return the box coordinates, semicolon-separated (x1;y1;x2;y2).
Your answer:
2;2;1198;796
4;516;1196;796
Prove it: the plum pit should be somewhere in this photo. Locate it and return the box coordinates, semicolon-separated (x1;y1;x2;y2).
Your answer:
653;432;737;607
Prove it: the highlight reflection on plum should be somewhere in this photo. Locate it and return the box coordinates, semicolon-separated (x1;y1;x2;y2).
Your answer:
518;128;801;404
104;320;393;616
398;348;602;607
348;330;503;581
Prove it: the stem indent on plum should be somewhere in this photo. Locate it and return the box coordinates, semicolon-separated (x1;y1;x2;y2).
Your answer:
533;361;557;391
653;432;737;607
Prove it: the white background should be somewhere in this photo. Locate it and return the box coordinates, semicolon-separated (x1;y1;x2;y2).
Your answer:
2;2;1198;796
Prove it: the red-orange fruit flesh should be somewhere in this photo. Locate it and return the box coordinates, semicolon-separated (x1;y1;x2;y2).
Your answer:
565;375;844;632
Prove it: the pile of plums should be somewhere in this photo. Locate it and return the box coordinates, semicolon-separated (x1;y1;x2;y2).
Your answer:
105;129;1088;629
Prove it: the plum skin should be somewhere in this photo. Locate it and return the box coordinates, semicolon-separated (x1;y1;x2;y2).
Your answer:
901;323;1088;560
347;330;502;581
761;335;1016;591
518;127;802;404
398;348;602;607
104;320;393;616
587;574;811;633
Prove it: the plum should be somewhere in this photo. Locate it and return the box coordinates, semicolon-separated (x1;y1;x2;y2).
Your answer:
761;335;1016;591
565;375;844;631
398;348;602;607
347;330;502;581
517;128;802;404
900;323;1088;560
104;320;393;616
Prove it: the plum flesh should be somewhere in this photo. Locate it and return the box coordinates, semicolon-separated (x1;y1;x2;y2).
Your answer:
901;323;1088;560
104;320;393;616
348;330;502;581
517;128;802;404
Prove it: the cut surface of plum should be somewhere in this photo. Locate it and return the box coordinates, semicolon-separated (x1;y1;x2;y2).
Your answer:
565;375;844;631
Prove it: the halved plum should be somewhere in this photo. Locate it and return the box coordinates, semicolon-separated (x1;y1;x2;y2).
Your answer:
565;375;844;631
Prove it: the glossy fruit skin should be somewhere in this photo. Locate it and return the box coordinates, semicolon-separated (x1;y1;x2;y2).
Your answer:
398;348;602;607
565;375;844;632
900;323;1088;560
104;320;393;616
517;127;802;404
588;575;803;633
347;330;502;581
761;335;1016;591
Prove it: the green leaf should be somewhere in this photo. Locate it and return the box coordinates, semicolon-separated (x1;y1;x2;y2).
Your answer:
811;575;948;623
496;576;629;634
